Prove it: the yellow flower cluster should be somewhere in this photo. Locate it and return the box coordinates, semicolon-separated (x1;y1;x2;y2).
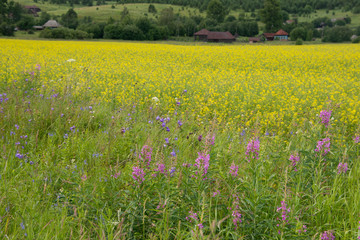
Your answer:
1;39;359;135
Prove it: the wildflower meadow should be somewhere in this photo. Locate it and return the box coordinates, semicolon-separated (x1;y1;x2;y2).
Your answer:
0;39;360;239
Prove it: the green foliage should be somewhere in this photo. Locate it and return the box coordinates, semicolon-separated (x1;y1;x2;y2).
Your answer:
290;27;307;41
334;19;346;26
77;22;105;38
322;26;352;42
260;0;282;32
61;8;78;29
148;4;157;13
0;22;14;35
38;11;51;26
295;37;303;45
17;15;35;30
39;27;92;39
352;36;360;43
206;0;226;23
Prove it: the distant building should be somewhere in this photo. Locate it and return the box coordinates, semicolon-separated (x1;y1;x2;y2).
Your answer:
194;29;210;41
262;33;275;41
43;20;61;29
262;29;288;41
249;37;261;43
285;20;295;24
24;5;41;17
194;29;236;43
274;29;289;40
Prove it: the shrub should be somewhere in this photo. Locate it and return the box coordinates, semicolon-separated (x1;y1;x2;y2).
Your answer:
290;27;306;41
295;38;303;45
0;23;15;36
352;37;360;44
40;28;92;39
322;26;352;42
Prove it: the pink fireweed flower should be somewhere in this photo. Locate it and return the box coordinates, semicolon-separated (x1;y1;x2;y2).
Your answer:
153;163;166;177
319;110;332;126
132;166;145;184
245;138;260;161
315;138;331;156
289;154;300;171
186;211;199;223
337;162;348;174
229;163;239;177
212;190;220;197
232;210;242;229
321;231;335;240
277;201;290;223
194;151;210;176
139;145;152;167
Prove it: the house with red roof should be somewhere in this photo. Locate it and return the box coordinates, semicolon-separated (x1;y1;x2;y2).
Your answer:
274;29;289;40
194;29;211;41
262;29;289;41
194;29;236;43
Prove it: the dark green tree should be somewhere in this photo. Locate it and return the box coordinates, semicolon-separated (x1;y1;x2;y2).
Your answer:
290;27;306;41
148;4;157;13
206;0;226;23
61;8;78;29
260;0;282;32
38;11;51;25
17;15;35;30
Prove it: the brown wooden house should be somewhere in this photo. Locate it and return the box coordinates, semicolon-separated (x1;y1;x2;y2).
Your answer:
194;29;236;43
24;6;41;17
194;29;211;41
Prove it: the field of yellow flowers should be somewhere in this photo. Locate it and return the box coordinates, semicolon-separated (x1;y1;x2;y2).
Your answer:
0;39;360;239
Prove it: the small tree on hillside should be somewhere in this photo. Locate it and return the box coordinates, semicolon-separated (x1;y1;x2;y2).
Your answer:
207;0;226;23
61;8;78;29
148;4;157;14
260;0;282;32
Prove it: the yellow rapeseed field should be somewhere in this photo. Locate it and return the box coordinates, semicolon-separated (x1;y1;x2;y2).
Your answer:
1;39;359;136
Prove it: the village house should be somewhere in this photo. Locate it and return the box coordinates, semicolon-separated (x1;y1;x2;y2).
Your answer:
194;29;236;43
24;5;41;17
274;29;289;40
262;29;289;41
43;20;61;29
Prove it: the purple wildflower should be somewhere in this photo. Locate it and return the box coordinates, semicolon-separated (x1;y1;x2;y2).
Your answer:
337;162;348;174
186;211;199;223
197;223;204;229
169;167;176;176
315;137;331;156
277;201;290;223
232;210;242;229
165;138;169;144
132;166;145;184
245;138;260;161
319;110;332;126
229;163;239;177
166;127;170;132
153;163;166;177
170;151;176;157
354;135;360;144
321;231;335;240
194;152;210;176
140;145;152;167
178;120;182;127
212;190;220;197
198;135;202;142
289;154;300;171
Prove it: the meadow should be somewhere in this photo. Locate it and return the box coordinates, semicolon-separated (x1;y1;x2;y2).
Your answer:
0;39;360;239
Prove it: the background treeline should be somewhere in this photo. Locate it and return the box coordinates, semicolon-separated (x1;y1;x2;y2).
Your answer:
37;0;360;14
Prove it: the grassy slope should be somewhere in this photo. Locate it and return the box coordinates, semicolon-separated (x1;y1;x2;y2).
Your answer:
16;0;204;21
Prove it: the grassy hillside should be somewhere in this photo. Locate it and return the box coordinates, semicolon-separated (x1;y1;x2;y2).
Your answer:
15;0;204;22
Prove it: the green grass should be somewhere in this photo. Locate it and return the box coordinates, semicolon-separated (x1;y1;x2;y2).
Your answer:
296;9;360;28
